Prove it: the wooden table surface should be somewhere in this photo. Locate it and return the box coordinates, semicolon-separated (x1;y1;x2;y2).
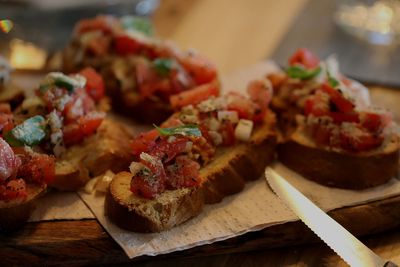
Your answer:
2;0;400;266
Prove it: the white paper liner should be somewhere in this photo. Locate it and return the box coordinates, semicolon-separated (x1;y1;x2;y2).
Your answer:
78;61;400;258
29;191;94;222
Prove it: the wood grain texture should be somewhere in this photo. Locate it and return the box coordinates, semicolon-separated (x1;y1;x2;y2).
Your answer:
1;195;400;266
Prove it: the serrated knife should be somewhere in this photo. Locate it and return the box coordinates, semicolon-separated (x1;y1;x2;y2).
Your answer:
265;167;398;267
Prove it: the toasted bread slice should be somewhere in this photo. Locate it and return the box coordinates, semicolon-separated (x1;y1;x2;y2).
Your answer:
51;119;133;191
278;129;400;189
105;112;277;232
0;183;46;232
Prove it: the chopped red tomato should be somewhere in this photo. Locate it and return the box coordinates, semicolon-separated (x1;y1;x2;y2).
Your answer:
170;82;219;110
166;156;201;188
151;137;188;163
227;92;255;120
360;112;392;133
79;67;105;102
320;83;354;113
63;89;96;124
178;53;217;85
130;158;166;199
0;138;21;181
289;48;320;69
114;35;145;56
219;120;236;146
17;152;55;185
0;112;14;134
339;130;383;152
0;179;27;201
328;112;359;124
130;129;159;158
63;112;104;146
247;79;272;109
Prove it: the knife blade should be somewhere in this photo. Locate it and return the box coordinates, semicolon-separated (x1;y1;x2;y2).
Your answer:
265;167;398;267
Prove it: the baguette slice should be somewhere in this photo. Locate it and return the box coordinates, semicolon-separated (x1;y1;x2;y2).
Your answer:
51;119;133;191
278;129;400;189
105;112;277;232
0;183;46;232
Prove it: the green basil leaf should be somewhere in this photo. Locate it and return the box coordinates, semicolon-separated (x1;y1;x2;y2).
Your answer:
286;65;321;80
327;70;340;88
39;72;86;94
121;16;154;37
154;124;202;137
6;115;48;146
153;58;175;77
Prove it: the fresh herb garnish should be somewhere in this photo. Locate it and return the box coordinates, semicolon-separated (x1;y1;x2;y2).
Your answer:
327;71;340;88
154;124;202;137
5;115;48;146
121;16;154;37
39;72;86;94
153;58;175;77
286;65;321;80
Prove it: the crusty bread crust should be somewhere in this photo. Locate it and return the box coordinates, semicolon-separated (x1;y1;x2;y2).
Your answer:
105;112;277;232
278;131;400;189
51;119;133;191
105;172;203;232
0;183;46;232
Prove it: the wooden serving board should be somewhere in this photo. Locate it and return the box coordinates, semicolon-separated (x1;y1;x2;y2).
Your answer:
1;194;400;266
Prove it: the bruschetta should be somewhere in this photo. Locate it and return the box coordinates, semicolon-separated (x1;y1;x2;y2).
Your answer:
8;69;132;191
62;15;219;123
105;79;277;232
0;130;53;232
268;48;400;189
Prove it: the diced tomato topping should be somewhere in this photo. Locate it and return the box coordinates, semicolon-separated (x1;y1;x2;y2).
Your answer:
114;35;144;56
0;138;21;181
226;92;255;120
63;89;96;124
166;156;201;188
219;120;236;146
178;53;217;85
0;179;27;201
247;79;272;110
170;82;219;110
289;48;320;69
79;67;105;102
360;112;392;133
320;83;355;113
339;130;383;152
328;112;359;124
149;137;188;164
17;152;55;185
63;112;104;146
130;158;166;199
130;129;159;158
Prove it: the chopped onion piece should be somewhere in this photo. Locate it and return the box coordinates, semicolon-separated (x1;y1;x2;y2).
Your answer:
234;119;253;142
217;110;239;123
83;177;99;194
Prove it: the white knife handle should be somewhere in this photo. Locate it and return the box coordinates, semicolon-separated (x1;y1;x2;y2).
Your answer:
384;261;398;267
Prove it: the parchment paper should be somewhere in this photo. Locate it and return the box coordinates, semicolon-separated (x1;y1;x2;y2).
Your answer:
78;61;400;259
